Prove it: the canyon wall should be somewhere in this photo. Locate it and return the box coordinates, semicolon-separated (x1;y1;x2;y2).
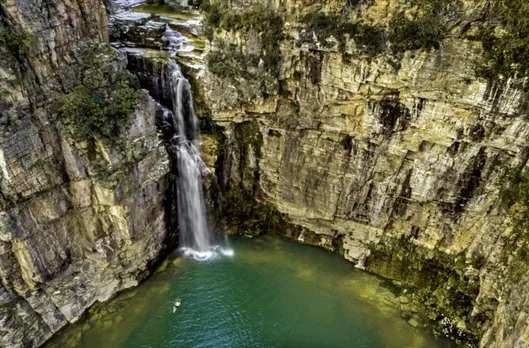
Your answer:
2;0;529;346
198;0;529;346
0;0;176;346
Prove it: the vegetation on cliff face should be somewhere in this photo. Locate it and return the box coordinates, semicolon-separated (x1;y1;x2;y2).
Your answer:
202;0;283;45
202;0;529;87
0;27;35;59
206;43;260;79
388;14;443;53
298;0;462;57
499;169;529;286
301;13;386;56
60;73;141;140
60;43;142;141
202;0;283;86
367;238;485;345
478;0;529;81
388;0;460;53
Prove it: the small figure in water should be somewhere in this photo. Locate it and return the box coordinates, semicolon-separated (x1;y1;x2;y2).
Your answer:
173;299;182;313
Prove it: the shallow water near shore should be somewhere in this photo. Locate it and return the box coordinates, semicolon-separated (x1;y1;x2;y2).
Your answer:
46;235;455;348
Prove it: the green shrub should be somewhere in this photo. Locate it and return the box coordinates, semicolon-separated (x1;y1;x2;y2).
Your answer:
388;0;460;53
78;42;119;90
0;27;35;59
302;13;386;56
302;13;342;49
388;13;444;52
478;0;529;80
60;72;142;140
201;1;222;40
202;0;283;38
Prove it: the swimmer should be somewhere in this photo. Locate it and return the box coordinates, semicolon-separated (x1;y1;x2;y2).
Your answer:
173;299;182;313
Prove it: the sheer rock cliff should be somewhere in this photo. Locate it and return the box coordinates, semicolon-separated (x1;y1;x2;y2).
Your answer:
198;0;529;346
0;0;175;346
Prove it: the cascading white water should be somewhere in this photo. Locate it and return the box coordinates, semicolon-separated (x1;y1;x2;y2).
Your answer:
167;60;232;260
168;60;209;254
163;24;194;56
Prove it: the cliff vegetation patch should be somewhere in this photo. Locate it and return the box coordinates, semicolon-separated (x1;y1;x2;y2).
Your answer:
388;0;461;53
59;42;142;141
499;169;529;286
60;72;142;140
301;13;386;56
478;0;529;81
368;238;485;345
0;27;36;60
298;0;462;58
202;0;283;79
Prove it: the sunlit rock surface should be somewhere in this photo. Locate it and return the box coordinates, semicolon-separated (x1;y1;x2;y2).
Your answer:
198;0;529;346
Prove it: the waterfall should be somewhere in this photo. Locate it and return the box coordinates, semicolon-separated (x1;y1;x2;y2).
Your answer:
163;24;194;56
167;60;210;258
166;60;233;260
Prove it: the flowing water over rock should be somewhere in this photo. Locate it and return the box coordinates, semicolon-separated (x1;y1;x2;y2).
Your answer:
164;59;232;261
163;25;194;55
45;235;456;348
166;60;220;260
114;0;219;261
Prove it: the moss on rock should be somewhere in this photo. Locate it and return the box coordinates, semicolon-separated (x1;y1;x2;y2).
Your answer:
366;237;485;345
498;168;529;287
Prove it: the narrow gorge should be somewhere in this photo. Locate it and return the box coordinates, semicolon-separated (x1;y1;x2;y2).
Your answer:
1;0;529;347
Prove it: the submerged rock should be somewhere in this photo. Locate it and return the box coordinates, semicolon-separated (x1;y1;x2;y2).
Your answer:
408;317;420;328
398;296;411;304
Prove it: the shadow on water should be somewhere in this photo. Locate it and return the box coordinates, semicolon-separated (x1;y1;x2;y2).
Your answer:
46;234;456;348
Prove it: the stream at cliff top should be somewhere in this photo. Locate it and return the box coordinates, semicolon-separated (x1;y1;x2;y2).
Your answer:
46;235;455;348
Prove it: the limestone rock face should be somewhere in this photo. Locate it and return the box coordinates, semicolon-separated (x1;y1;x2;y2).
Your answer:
199;0;529;346
0;1;174;347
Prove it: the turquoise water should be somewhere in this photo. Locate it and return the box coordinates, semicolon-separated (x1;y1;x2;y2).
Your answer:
46;235;455;348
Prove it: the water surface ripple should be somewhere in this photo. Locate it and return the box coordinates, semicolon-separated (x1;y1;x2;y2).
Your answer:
46;235;455;348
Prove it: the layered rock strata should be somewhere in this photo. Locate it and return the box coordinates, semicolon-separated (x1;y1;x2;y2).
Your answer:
0;0;176;346
199;0;529;346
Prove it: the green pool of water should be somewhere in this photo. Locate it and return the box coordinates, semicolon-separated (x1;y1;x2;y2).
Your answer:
46;235;455;348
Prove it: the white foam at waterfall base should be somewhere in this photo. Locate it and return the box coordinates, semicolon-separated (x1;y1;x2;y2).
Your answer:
180;245;235;261
168;60;232;262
